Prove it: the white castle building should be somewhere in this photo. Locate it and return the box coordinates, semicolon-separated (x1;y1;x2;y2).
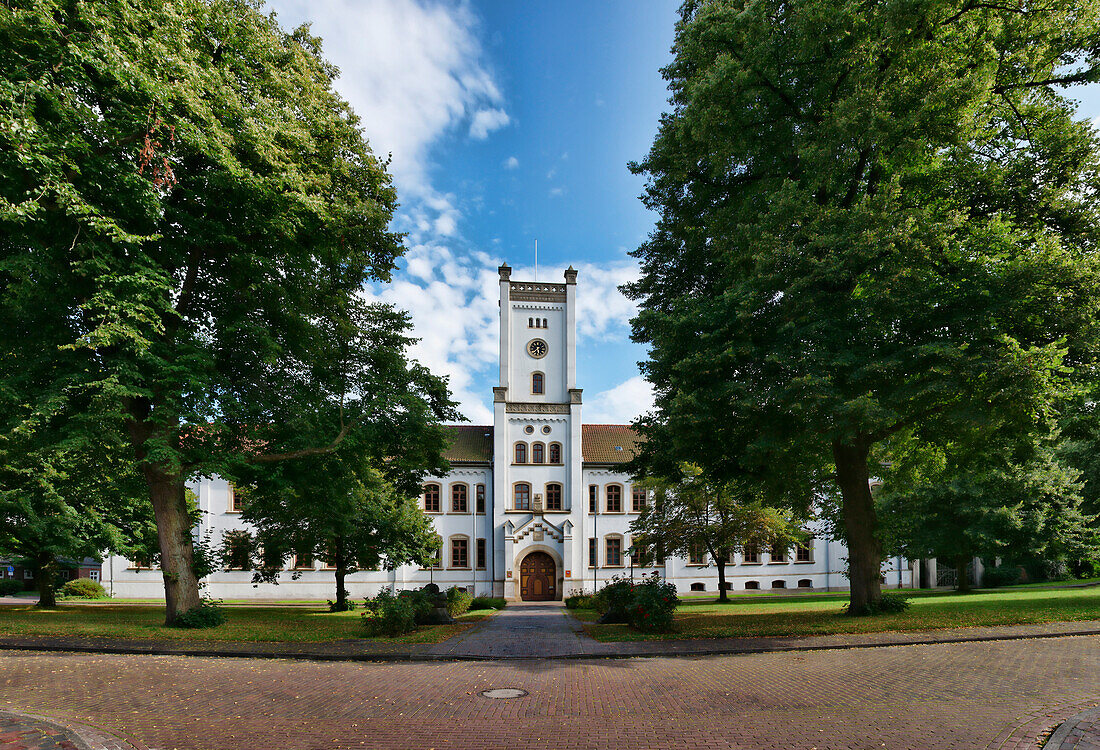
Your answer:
103;264;913;600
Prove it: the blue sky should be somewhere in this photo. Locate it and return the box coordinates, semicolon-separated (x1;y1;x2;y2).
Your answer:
265;0;1100;425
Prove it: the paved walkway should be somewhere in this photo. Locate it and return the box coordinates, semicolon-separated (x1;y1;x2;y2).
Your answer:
430;601;593;657
0;711;140;750
1;635;1098;749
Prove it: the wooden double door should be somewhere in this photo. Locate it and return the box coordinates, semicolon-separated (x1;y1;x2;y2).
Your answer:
519;551;556;601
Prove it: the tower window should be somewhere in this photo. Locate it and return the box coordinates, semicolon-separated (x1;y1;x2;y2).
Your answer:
529;317;534;327
532;372;544;394
532;442;545;463
546;483;562;511
542;318;548;327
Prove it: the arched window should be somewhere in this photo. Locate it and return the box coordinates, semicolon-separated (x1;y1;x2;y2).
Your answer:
532;372;544;394
798;579;813;588
548;443;561;463
514;442;527;464
690;582;706;592
605;484;622;513
450;536;469;569
514;483;531;510
744;581;760;590
545;483;562;511
542;318;548;327
528;317;534;327
451;483;468;513
423;483;441;513
605;535;623;566
772;580;787;589
532;442;545;463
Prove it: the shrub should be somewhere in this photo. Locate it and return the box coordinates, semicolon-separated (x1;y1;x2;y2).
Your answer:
844;592;910;616
398;588;434;624
173;598;226;628
327;598;357;612
982;565;1022;588
564;592;593;610
362;589;417;637
446;586;473;617
59;578;108;599
592;576;635;622
469;596;507;610
0;579;23;597
627;573;679;632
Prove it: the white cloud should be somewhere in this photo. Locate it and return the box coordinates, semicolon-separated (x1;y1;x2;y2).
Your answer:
503;156;519;170
549;187;564;198
469;108;511;139
585;376;655;424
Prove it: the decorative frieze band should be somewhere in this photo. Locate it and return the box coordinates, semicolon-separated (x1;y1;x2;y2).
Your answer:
510;281;566;303
506;402;570;414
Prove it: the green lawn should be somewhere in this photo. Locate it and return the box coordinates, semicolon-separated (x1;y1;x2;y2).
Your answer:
0;604;491;644
574;586;1100;641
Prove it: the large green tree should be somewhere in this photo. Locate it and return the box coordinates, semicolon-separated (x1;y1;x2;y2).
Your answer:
1;1;421;623
628;0;1100;612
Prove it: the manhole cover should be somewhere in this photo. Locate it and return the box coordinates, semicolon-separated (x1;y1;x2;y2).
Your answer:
480;688;528;700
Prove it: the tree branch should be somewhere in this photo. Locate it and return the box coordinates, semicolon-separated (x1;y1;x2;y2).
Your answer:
247;421;354;464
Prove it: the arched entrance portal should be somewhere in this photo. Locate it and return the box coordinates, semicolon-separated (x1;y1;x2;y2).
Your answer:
519;551;556;601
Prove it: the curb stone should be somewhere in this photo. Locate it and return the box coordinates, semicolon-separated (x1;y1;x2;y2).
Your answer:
1043;707;1100;750
0;709;145;750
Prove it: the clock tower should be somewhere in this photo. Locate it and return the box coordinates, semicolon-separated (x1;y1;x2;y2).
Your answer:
492;264;582;600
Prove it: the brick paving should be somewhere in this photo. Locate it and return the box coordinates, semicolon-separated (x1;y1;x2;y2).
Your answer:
1044;708;1100;750
0;711;142;750
0;635;1096;749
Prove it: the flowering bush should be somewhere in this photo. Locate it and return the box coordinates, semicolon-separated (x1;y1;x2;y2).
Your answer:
627;572;679;632
362;589;417;636
592;577;635;623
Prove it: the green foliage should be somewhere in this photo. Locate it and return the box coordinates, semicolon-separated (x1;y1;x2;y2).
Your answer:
397;588;434;625
564;592;593;609
59;578;108;599
469;596;506;610
327;597;357;612
844;593;910;617
627;573;680;632
0;579;23;596
361;589;417;637
981;565;1023;589
592;577;637;623
172;599;226;629
445;587;473;617
627;0;1100;612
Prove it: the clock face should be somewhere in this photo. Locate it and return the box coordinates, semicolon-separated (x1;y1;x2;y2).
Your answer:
527;339;548;358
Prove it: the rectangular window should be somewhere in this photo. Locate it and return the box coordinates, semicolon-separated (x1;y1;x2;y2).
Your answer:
606;537;623;567
589;537;598;567
796;540;813;563
689;545;707;565
476;484;486;514
424;484;440;513
631;487;647;513
742;545;760;564
476;538;487;570
546;483;562;511
514;483;531;511
589;485;598;513
293;551;314;570
451;538;468;569
224;531;252;571
770;543;788;563
89;571;100;582
452;484;468;513
606;485;622;513
227;483;244;512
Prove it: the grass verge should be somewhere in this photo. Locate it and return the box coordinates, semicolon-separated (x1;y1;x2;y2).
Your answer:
574;586;1100;641
0;604;490;644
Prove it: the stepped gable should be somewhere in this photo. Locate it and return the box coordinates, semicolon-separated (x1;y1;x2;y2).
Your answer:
581;424;641;464
443;425;493;463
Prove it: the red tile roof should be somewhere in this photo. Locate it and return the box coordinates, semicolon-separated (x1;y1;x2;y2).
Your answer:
581;424;641;464
441;423;641;465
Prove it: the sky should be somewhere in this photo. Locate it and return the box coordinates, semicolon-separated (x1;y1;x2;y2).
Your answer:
264;0;1100;426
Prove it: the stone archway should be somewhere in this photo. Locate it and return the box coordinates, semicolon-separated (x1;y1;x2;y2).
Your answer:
519;551;556;601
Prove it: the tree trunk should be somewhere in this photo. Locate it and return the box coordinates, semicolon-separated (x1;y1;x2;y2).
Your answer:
955;554;971;593
833;439;882;615
146;467;202;625
333;536;348;610
34;551;57;608
127;407;202;626
716;558;728;603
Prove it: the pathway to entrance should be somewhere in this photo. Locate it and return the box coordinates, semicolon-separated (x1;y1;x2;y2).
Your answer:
430;601;593;658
